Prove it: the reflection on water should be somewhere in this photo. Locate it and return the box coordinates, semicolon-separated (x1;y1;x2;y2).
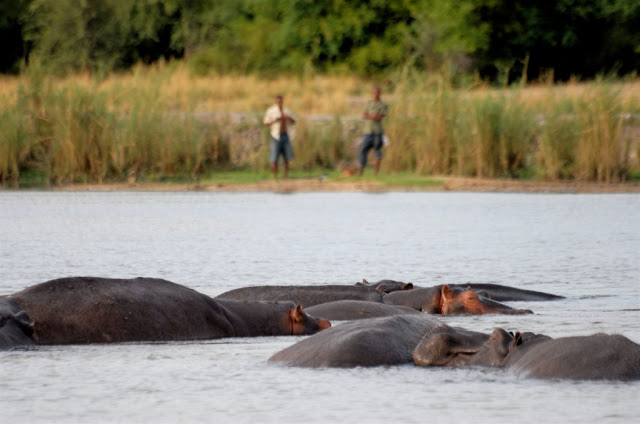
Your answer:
1;192;639;423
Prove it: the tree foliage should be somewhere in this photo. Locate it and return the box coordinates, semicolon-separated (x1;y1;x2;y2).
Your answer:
1;0;638;80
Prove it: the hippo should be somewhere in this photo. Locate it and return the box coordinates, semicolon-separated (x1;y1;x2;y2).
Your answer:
305;300;422;321
448;283;564;302
269;315;449;368
217;283;532;315
215;285;383;307
0;298;36;350
5;276;330;344
216;299;330;337
412;328;640;381
355;279;414;293
382;285;533;315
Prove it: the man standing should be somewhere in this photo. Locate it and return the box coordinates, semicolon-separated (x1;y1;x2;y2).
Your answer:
264;95;296;179
359;87;387;176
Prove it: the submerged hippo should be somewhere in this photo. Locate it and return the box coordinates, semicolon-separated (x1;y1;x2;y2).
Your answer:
6;276;330;344
0;298;36;350
215;285;383;307
355;279;414;293
383;285;533;315
306;300;421;321
412;328;640;381
218;283;532;315
269;315;448;367
448;283;564;302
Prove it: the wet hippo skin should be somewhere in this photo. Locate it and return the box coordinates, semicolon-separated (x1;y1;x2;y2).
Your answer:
269;315;473;368
355;279;414;293
0;297;36;350
219;283;533;315
382;285;533;315
413;328;640;381
6;276;330;344
305;300;421;321
216;284;383;307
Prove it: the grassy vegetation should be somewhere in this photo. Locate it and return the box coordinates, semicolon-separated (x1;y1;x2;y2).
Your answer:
194;170;444;188
1;63;639;187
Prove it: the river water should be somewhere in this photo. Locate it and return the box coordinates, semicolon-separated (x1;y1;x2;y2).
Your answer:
1;191;638;423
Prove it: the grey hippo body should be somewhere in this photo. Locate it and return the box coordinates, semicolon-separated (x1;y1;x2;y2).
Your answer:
0;297;36;350
355;279;414;293
382;285;533;315
269;315;448;367
216;285;384;307
5;276;330;345
218;284;533;315
270;314;640;380
414;328;640;381
448;283;564;302
305;300;422;321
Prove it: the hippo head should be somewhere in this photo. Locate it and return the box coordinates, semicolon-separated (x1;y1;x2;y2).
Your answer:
0;310;38;344
413;327;521;367
358;279;414;293
439;285;533;315
290;304;331;335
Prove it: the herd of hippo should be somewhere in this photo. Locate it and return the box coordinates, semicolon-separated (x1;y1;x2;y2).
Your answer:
2;276;639;381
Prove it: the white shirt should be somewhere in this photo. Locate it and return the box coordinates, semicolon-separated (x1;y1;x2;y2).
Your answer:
264;105;296;140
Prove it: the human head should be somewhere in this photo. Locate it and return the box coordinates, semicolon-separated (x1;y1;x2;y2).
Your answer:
275;95;283;107
372;87;381;101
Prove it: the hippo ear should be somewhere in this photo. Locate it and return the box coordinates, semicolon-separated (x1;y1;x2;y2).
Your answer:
509;332;522;351
290;304;306;323
441;285;455;300
362;279;369;285
402;283;414;290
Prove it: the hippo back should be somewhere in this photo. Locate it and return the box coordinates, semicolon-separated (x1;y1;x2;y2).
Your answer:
355;279;414;293
450;283;564;301
504;333;640;381
382;286;442;312
269;314;443;368
305;300;421;321
216;285;383;307
9;276;234;344
216;299;330;336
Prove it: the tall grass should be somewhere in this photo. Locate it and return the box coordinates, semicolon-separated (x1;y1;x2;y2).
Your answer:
0;63;638;186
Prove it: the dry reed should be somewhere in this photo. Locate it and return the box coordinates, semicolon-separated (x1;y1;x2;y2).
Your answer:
1;63;638;185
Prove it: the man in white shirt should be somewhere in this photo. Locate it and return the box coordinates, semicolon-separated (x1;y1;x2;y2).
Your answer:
263;95;296;179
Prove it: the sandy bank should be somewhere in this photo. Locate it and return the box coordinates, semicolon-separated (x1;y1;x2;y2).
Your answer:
53;176;640;194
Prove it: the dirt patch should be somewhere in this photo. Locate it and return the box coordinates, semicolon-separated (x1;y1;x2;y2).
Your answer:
56;176;640;193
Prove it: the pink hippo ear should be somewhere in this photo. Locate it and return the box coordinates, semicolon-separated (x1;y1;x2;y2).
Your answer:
290;304;306;323
402;282;414;290
362;279;369;285
441;284;455;301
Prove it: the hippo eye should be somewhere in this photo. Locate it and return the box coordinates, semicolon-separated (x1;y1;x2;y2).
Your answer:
443;303;465;314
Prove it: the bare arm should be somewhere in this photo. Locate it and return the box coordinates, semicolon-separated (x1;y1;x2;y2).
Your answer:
362;111;384;121
264;110;295;126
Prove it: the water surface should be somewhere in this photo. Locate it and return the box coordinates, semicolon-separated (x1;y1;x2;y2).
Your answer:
1;191;639;423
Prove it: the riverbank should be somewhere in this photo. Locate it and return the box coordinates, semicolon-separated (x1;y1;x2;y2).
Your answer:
52;176;640;193
3;68;640;186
